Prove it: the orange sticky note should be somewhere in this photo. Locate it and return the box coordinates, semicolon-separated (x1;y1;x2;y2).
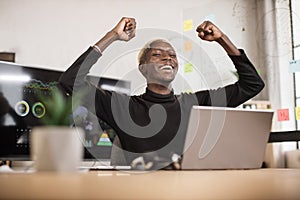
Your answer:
277;108;289;121
295;107;300;120
184;41;193;52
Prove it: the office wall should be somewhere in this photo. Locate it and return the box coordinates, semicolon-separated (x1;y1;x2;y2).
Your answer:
0;0;296;131
256;0;295;131
0;0;259;87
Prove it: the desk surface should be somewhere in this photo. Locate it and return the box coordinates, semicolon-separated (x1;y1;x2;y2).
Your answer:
1;169;300;200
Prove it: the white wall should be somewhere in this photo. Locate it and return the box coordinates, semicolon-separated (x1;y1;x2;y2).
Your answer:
0;0;211;69
255;0;295;131
0;0;297;131
0;0;257;90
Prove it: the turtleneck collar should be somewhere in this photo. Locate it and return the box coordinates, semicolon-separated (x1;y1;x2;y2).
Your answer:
141;88;176;103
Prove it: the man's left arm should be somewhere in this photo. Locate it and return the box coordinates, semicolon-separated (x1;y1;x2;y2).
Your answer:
196;21;264;107
225;50;264;106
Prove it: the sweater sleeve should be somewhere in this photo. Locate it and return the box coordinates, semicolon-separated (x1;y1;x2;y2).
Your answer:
195;49;265;107
58;47;102;94
58;47;117;126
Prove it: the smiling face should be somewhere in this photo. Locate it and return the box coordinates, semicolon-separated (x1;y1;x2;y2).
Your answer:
138;40;179;88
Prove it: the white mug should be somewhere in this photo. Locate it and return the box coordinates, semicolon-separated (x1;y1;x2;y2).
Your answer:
30;126;84;172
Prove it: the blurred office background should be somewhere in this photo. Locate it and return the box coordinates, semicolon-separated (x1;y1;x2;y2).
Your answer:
0;0;299;167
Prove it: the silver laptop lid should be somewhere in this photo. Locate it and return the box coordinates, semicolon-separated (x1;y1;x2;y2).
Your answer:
181;106;274;170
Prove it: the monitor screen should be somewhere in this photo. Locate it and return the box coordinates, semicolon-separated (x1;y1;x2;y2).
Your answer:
0;61;130;161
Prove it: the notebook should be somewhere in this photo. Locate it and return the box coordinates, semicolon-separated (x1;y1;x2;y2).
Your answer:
181;106;274;170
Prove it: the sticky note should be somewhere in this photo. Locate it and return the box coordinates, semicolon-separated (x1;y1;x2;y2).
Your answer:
289;59;300;73
295;107;300;120
256;69;262;76
184;89;193;94
277;108;290;121
184;41;193;52
184;63;193;73
183;19;193;32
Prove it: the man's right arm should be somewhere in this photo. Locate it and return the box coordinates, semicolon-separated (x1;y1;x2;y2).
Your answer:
94;17;136;53
59;17;136;94
58;46;101;94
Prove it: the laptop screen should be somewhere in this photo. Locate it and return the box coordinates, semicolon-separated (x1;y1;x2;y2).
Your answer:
181;106;273;169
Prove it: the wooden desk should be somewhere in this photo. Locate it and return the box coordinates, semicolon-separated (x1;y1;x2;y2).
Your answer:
1;169;300;199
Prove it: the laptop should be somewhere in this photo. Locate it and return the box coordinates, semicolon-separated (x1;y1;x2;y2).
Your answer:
181;106;274;170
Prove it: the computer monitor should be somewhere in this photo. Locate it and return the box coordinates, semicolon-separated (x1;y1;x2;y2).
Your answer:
0;61;130;161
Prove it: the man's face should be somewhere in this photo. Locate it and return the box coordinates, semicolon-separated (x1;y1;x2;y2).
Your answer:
141;41;179;86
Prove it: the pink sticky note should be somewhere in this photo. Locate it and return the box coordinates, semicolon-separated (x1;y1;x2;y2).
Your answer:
277;109;290;121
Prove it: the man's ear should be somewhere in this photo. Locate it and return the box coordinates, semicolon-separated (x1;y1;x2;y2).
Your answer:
138;64;147;77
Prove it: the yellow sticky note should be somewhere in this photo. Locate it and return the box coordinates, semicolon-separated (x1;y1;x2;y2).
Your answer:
184;89;193;93
184;41;193;52
295;107;300;120
184;63;193;73
183;19;193;32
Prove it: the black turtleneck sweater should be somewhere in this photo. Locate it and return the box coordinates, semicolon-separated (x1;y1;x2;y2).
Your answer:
59;47;264;162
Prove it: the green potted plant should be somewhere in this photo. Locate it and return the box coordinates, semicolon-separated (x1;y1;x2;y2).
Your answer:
30;87;85;172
